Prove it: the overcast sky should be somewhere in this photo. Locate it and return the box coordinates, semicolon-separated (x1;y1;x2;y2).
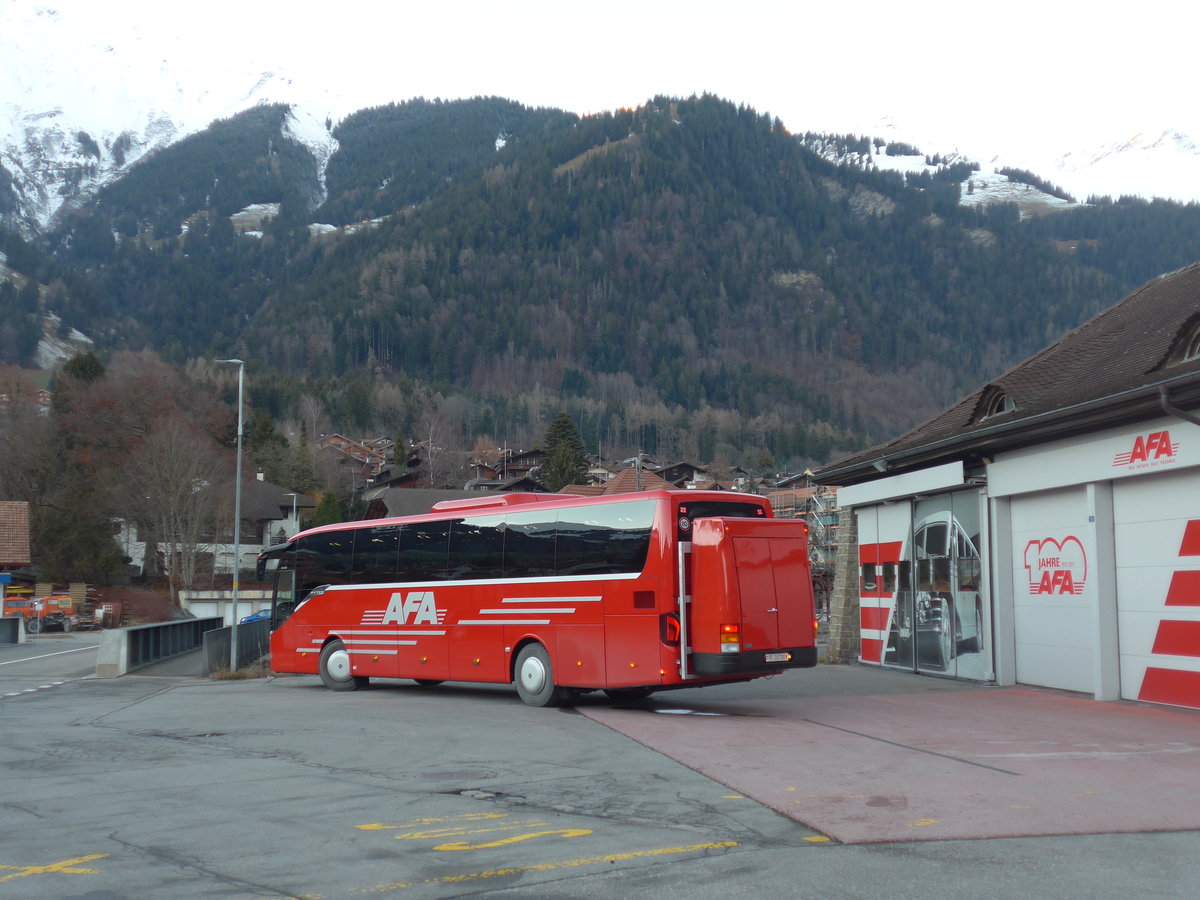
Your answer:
9;0;1195;163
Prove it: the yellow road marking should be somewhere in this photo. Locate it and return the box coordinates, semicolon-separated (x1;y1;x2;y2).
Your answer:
803;836;833;843
434;829;592;851
358;812;508;831
0;854;108;883
396;822;548;841
358;841;738;893
907;818;939;827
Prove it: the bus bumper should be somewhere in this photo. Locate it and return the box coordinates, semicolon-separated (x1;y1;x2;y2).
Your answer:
691;646;818;677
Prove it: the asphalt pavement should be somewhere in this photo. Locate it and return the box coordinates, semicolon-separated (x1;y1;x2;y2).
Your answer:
2;633;1199;899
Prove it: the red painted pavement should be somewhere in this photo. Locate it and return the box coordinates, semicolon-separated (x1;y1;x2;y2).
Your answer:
581;682;1200;844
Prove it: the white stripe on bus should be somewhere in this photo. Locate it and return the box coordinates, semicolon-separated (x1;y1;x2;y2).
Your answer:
457;619;551;626
339;629;447;636
501;596;601;603
479;608;575;614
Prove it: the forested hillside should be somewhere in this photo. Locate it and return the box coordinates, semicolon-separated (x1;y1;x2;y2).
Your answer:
7;94;1200;471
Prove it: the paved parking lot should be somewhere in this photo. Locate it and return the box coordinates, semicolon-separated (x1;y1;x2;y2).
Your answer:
3;635;1199;898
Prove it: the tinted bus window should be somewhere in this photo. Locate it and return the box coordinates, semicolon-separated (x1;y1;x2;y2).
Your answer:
677;500;765;541
448;515;505;580
296;531;354;594
504;510;558;578
398;520;450;582
353;525;400;584
556;500;654;576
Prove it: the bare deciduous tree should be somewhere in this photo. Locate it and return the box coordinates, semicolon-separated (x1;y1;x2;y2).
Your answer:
122;414;228;606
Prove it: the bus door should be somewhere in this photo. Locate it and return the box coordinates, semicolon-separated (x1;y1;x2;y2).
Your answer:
731;527;811;652
674;500;773;679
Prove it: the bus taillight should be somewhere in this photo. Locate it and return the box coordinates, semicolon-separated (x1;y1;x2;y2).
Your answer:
661;613;681;646
720;623;740;654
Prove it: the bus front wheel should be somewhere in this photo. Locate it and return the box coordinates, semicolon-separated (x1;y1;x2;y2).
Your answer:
514;643;563;707
319;639;368;692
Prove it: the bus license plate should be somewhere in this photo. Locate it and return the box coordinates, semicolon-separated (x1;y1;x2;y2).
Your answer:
765;652;790;663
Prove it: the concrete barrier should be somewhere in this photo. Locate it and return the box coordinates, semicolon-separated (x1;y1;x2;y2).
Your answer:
0;615;25;645
96;617;224;677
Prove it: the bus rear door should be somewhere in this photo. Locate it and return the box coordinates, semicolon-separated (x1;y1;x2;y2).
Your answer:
687;517;816;678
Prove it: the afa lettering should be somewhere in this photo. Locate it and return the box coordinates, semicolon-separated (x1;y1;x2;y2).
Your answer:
1130;431;1175;463
1036;570;1076;595
382;591;443;626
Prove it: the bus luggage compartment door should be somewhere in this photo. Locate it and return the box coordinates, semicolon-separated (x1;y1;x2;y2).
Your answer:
690;519;814;677
732;533;812;651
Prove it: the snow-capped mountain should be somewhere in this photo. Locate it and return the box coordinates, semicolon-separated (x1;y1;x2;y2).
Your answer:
3;2;1198;241
0;3;342;236
827;114;1200;208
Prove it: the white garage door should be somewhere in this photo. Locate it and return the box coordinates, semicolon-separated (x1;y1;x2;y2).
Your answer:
1114;469;1200;709
1009;487;1094;693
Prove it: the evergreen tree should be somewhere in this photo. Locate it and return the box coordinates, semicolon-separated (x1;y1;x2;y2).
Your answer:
541;412;588;492
311;491;342;527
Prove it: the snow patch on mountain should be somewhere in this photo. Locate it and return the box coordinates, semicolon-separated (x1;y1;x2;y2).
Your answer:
0;3;344;236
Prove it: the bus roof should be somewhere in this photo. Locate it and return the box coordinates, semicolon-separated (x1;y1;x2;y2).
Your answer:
284;490;772;543
430;493;587;513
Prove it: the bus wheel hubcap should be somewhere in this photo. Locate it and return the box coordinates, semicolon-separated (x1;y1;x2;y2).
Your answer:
520;656;546;693
327;649;351;681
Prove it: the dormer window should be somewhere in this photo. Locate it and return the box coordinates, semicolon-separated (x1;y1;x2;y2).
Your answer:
1161;313;1200;368
1182;329;1200;362
975;386;1015;423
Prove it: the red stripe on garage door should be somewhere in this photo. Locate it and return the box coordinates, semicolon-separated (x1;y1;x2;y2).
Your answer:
1181;520;1200;557
1138;667;1200;707
1151;620;1200;657
1165;570;1200;607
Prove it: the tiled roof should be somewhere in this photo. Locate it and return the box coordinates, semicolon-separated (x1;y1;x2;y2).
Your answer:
819;262;1200;483
0;501;31;567
598;468;673;493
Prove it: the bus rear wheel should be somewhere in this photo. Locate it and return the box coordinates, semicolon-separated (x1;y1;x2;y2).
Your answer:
319;639;368;691
514;643;563;707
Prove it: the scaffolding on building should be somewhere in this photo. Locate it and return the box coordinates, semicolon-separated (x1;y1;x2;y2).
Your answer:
766;483;840;619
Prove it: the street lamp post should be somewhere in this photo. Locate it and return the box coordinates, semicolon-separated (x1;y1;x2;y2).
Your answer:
217;358;245;671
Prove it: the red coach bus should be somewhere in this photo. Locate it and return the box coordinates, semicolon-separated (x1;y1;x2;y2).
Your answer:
258;490;817;706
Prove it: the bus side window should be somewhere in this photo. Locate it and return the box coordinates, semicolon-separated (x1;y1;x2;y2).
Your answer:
556;500;653;575
353;525;400;584
398;520;450;582
448;515;505;580
503;510;557;578
296;531;353;599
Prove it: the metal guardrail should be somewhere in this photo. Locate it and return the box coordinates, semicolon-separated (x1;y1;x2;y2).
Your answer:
202;619;271;676
96;617;224;677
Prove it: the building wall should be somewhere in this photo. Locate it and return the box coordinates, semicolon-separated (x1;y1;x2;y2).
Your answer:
837;414;1200;710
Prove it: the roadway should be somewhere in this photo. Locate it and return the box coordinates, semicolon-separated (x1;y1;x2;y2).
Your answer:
2;633;1199;898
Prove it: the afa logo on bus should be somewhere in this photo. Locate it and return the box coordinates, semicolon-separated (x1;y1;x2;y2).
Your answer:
380;591;447;625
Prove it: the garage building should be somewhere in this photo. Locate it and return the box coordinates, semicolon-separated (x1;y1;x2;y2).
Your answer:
816;262;1200;709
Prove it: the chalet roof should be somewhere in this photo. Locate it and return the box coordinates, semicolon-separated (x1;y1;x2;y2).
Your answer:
818;262;1200;485
362;488;480;519
0;501;31;568
233;478;315;521
556;468;672;496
